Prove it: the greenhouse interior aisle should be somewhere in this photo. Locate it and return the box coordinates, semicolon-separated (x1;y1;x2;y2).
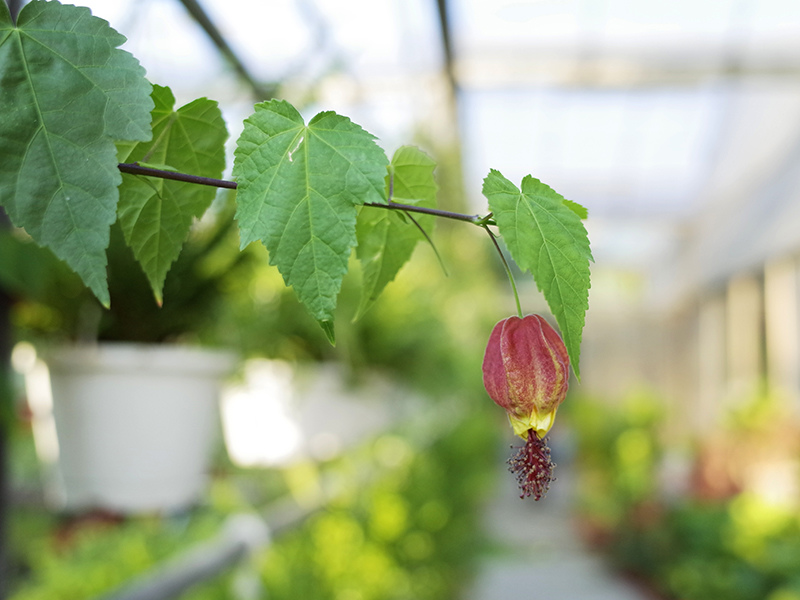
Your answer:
465;451;649;600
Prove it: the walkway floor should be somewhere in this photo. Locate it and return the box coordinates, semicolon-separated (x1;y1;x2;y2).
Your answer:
465;454;651;600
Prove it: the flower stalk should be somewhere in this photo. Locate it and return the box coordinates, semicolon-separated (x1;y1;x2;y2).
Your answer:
482;225;522;318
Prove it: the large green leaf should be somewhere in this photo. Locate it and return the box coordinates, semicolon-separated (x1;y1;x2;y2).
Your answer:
233;99;388;339
483;170;592;377
117;85;227;303
0;0;153;306
355;145;437;319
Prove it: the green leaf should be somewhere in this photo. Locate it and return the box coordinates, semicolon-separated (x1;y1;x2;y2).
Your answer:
483;169;592;377
0;0;153;306
0;230;62;300
355;145;437;319
117;85;227;303
563;199;588;220
233;99;388;332
116;140;139;163
135;162;180;173
318;320;336;345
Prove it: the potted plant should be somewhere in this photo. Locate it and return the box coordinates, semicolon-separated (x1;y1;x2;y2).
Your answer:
0;8;253;511
3;196;248;513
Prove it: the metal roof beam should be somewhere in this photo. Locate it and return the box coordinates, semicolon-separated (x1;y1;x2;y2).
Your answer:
176;0;272;100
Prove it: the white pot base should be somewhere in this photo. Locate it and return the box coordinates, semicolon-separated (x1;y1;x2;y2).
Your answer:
41;343;235;514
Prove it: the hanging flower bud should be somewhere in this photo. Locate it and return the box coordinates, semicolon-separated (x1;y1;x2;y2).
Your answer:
482;314;571;500
483;315;570;438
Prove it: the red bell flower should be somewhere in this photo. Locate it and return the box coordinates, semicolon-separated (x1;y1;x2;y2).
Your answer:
482;314;570;500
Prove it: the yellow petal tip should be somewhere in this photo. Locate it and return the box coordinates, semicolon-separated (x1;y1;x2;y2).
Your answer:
509;409;558;439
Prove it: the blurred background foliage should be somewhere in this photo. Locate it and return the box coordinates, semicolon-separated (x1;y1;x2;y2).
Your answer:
568;391;800;600
8;411;496;600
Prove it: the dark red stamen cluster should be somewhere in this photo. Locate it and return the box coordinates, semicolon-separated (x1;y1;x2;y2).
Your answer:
507;429;555;500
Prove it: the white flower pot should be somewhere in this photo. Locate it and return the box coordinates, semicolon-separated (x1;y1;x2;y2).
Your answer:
41;343;236;513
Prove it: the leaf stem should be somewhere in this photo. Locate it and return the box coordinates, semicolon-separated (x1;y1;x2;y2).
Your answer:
119;162;237;189
403;210;449;276
387;167;395;201
482;225;523;318
117;162;490;224
376;200;485;224
474;212;495;227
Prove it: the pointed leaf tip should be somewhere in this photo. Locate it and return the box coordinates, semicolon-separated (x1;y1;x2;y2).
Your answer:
319;320;336;345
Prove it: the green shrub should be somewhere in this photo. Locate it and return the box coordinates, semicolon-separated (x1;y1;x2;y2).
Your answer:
570;391;800;600
566;390;664;533
9;406;496;600
10;509;232;600
260;412;497;600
